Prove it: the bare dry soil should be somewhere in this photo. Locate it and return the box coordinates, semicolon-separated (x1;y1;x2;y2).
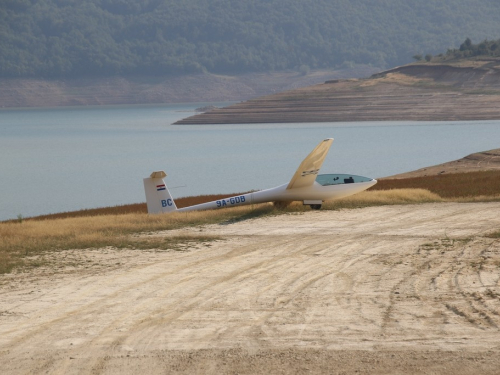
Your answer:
1;202;500;374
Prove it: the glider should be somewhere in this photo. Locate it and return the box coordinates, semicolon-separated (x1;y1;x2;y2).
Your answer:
143;138;376;214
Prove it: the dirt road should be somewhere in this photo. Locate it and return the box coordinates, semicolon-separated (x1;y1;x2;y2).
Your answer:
1;202;500;374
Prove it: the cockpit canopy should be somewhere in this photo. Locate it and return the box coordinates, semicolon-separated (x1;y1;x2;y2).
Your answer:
316;174;373;186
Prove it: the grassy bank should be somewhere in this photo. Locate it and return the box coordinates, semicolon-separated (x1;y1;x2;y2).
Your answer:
0;203;276;274
373;170;500;198
22;171;500;223
1;189;440;274
29;193;251;221
2;172;500;275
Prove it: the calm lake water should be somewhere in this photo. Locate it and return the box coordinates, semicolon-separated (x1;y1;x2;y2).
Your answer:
1;103;500;221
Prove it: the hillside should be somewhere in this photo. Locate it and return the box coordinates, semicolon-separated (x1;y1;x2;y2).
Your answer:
2;0;500;78
383;148;500;179
175;57;500;124
0;66;378;108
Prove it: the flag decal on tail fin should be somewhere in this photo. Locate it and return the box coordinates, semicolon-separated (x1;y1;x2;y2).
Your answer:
144;170;177;214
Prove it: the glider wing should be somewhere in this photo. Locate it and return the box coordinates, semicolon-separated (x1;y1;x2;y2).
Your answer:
286;138;334;190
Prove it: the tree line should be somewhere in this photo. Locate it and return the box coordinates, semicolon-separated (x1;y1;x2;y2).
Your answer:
413;38;500;62
1;0;500;78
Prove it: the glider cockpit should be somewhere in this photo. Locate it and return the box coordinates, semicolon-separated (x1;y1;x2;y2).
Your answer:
315;174;374;186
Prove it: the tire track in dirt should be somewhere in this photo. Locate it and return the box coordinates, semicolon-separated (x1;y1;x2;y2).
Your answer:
32;236;309;374
27;235;385;373
376;237;500;341
0;237;294;373
445;240;500;330
1;237;271;342
87;236;340;372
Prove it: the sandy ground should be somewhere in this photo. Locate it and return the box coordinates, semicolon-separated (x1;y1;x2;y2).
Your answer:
1;202;500;374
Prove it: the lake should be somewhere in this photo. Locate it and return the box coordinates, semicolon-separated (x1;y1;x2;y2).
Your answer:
1;103;499;221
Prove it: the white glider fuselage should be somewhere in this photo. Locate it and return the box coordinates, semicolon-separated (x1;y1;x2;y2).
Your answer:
143;138;377;214
176;177;376;212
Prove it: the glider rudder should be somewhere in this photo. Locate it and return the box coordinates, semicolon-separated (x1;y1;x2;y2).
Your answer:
143;171;177;214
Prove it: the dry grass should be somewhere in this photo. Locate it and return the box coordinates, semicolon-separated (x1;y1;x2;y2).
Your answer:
323;188;442;209
28;193;250;221
0;204;275;274
269;189;442;213
18;171;500;223
0;189;436;274
0;184;495;275
373;171;500;198
30;203;148;220
359;72;434;87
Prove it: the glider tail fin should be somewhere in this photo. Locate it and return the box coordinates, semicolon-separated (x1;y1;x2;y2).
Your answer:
143;171;178;214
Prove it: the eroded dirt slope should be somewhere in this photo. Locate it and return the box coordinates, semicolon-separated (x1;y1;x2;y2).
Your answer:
176;59;500;124
1;202;500;374
384;148;500;178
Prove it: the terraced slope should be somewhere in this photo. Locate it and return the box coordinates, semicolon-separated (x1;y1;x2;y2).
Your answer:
175;59;500;124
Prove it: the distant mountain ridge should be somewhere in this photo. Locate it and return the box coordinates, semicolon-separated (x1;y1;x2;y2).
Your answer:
1;0;500;78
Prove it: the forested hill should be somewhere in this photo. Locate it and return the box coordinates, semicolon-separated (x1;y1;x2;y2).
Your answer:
2;0;500;78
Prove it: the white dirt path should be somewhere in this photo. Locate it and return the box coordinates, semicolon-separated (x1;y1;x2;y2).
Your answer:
1;202;500;374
